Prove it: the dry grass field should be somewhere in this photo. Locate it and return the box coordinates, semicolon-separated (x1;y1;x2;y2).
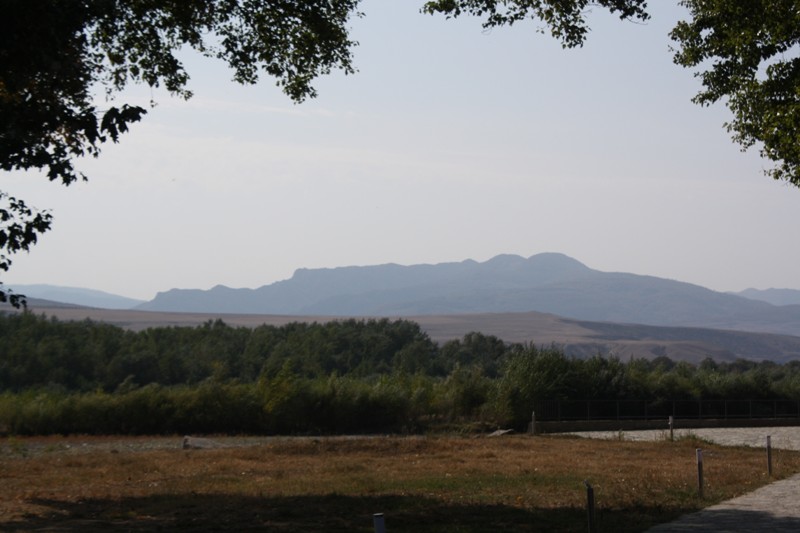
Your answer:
2;433;799;532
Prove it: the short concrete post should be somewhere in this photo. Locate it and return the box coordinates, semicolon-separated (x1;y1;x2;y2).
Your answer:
584;480;597;533
696;448;704;498
373;513;386;533
530;411;536;435
767;435;773;477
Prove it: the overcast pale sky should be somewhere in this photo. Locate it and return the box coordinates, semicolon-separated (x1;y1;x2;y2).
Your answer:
5;1;800;301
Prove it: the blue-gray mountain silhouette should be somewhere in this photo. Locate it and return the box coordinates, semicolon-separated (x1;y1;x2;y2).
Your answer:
9;284;145;310
735;288;800;306
137;253;800;336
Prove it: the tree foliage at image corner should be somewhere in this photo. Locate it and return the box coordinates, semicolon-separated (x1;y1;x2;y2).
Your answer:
670;0;800;185
0;0;361;305
1;0;362;185
426;0;800;186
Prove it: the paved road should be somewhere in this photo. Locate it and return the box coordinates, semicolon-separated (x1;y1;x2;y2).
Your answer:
571;427;800;532
646;472;800;532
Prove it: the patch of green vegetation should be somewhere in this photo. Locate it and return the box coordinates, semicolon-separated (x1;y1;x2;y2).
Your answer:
2;313;800;436
6;436;28;458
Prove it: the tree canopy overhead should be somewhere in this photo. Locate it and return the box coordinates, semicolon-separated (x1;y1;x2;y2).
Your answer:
0;0;361;303
427;0;800;185
1;0;361;186
422;0;650;47
2;1;800;304
671;0;800;185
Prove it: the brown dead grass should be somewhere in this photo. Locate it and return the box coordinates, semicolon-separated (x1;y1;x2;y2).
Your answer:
1;434;798;532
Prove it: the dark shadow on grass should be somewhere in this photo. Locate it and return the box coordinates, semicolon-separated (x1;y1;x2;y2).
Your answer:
2;493;698;532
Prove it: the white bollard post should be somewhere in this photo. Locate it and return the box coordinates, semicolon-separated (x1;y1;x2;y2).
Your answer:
373;513;386;533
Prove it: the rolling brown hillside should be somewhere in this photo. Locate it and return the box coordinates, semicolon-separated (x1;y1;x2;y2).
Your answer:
15;303;800;364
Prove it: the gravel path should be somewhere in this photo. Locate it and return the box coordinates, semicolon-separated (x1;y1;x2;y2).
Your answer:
570;427;800;532
570;426;800;450
646;472;800;532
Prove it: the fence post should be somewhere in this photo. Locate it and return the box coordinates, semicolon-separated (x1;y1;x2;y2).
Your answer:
530;411;536;436
767;435;773;477
669;416;674;442
584;481;597;533
696;448;704;498
373;513;386;533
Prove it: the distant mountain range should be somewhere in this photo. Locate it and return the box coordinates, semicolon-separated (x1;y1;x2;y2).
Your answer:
9;254;800;356
7;284;145;310
734;288;800;307
9;253;800;363
125;253;800;337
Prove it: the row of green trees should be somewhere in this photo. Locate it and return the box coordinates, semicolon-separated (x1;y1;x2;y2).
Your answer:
2;312;800;435
0;313;449;391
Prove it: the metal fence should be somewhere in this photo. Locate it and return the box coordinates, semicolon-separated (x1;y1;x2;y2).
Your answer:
533;399;800;422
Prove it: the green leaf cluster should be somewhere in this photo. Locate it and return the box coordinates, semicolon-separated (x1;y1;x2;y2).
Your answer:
1;1;361;185
0;193;52;307
422;0;649;48
671;0;800;184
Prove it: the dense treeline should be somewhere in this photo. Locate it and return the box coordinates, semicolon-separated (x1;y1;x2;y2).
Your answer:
1;312;800;435
0;313;446;390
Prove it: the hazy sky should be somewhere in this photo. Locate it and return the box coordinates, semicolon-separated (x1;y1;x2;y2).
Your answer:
6;1;800;301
